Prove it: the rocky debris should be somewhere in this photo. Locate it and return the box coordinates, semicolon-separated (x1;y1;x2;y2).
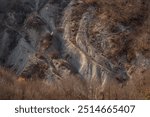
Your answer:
0;0;149;93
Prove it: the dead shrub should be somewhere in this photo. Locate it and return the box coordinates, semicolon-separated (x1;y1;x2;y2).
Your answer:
0;67;149;100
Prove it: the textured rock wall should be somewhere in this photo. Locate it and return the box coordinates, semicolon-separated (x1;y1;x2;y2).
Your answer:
0;0;149;92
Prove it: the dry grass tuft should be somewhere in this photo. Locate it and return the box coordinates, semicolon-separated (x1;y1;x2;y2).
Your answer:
0;67;149;100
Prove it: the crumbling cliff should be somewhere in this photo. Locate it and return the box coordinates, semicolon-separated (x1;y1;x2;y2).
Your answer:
0;0;149;99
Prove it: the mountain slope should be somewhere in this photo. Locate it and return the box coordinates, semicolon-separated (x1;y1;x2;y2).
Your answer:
0;0;149;99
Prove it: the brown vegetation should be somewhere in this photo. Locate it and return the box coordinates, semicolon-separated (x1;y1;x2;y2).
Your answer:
0;67;149;100
0;0;149;100
68;0;150;60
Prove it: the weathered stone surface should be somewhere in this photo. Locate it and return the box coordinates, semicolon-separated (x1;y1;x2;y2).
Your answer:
0;0;149;92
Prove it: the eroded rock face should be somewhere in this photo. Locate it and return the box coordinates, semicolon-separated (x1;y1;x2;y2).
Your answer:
62;0;150;88
0;0;149;91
